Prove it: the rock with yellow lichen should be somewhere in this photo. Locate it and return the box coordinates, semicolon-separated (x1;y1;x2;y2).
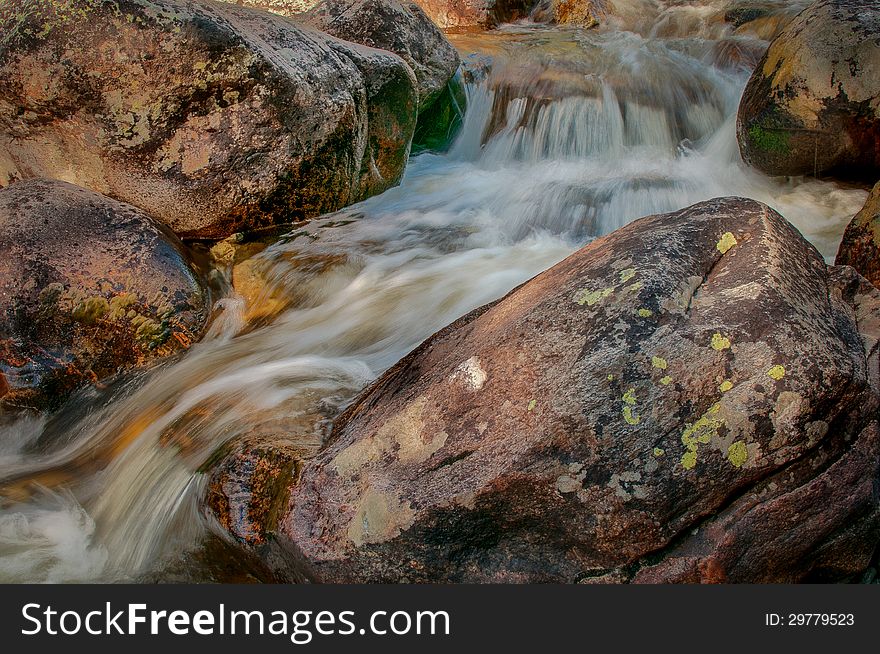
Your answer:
736;0;880;181
837;181;880;289
0;0;418;239
206;197;880;582
0;179;208;412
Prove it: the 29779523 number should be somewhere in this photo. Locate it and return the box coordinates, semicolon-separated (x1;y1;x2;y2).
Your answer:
765;614;854;626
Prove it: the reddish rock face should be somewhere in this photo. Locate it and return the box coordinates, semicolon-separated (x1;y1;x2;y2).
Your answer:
0;0;418;239
207;197;880;583
837;181;880;289
0;179;208;412
736;0;880;181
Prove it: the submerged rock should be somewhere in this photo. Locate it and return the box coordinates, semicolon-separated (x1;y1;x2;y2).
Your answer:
837;181;880;289
0;179;208;413
207;197;880;582
736;0;880;181
0;0;418;239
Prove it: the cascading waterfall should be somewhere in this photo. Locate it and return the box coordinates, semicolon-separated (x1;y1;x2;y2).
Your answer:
0;5;869;582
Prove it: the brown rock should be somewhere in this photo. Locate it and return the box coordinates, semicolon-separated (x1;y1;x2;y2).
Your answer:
736;0;880;181
0;0;418;238
837;181;880;288
415;0;533;30
208;197;880;582
0;179;208;412
301;0;461;113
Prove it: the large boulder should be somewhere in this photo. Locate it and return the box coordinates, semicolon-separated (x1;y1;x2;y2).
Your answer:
207;197;880;582
301;0;460;114
414;0;533;30
837;181;880;288
0;179;208;412
529;0;608;28
0;0;418;239
736;0;880;181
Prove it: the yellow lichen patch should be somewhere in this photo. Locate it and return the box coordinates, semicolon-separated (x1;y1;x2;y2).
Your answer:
681;450;697;470
680;403;724;469
727;440;748;468
710;332;731;351
637;308;653;317
527;399;537;412
619;268;637;283
625;281;643;293
719;380;733;393
575;286;614;306
621;388;640;425
659;376;672;386
767;365;786;381
651;356;668;370
653;447;665;457
607;374;614;381
716;232;737;254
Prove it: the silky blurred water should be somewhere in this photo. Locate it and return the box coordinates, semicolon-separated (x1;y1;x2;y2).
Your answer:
0;2;868;582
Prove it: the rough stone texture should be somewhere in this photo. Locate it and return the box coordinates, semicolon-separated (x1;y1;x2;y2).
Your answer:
0;0;418;239
414;0;532;30
301;0;460;113
206;197;880;583
736;0;880;181
530;0;607;28
0;179;208;412
837;181;880;289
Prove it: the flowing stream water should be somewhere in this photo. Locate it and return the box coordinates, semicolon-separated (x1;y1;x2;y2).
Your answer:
0;1;871;582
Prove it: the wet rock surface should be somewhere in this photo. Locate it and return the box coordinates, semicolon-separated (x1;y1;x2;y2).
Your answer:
206;197;880;582
837;181;880;289
0;0;418;239
0;179;208;412
736;0;880;181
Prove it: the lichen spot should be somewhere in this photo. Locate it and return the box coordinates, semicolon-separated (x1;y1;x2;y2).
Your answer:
651;356;668;370
451;356;487;390
619;268;637;283
717;232;737;254
607;374;614;381
622;388;640;425
711;332;731;351
653;447;665;457
638;308;653;317
681;450;697;470
767;365;786;381
660;376;672;386
575;287;614;306
527;399;537;412
727;441;748;468
719;380;733;393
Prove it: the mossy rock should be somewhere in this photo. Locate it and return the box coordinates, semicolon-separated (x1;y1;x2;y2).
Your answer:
0;179;209;413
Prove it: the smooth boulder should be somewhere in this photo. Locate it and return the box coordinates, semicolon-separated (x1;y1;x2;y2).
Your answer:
414;0;533;30
0;0;418;238
301;0;460;113
0;179;208;412
207;197;880;582
736;0;880;181
837;181;880;288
